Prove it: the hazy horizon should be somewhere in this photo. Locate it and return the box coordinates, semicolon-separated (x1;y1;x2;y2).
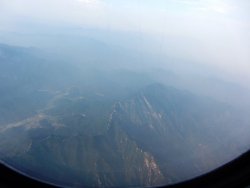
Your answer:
0;0;250;88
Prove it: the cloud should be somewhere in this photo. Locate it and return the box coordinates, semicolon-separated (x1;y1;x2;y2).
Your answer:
172;0;233;14
76;0;101;6
77;0;97;3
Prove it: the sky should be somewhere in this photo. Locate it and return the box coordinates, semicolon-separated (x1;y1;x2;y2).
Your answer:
0;0;250;86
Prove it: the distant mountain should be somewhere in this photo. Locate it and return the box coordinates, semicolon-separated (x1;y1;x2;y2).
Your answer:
0;43;154;126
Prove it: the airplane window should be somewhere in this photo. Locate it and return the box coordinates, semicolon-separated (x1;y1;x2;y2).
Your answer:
0;0;250;187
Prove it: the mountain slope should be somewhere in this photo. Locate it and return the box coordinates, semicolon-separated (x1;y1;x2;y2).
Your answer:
0;81;249;187
110;83;249;182
0;85;170;187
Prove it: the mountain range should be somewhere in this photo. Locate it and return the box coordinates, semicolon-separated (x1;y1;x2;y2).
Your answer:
0;43;250;187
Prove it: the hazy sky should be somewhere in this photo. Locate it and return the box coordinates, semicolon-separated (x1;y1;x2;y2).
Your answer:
0;0;250;85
